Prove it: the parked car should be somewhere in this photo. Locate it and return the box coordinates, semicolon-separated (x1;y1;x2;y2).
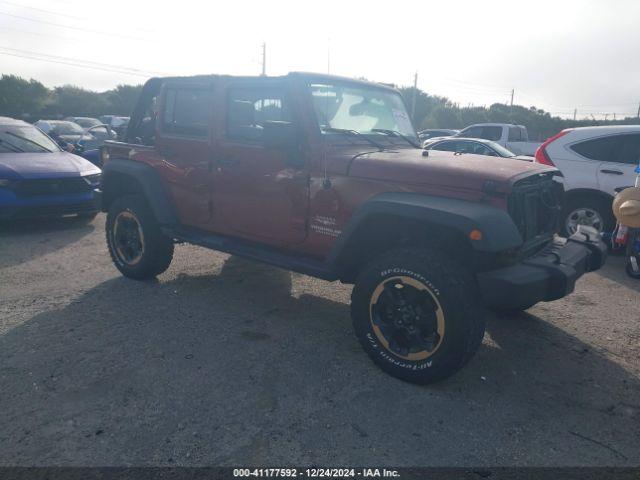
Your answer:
98;72;605;385
0;117;101;220
99;115;129;138
418;129;458;142
454;123;541;156
423;137;533;161
35;120;114;159
64;116;102;130
534;125;640;236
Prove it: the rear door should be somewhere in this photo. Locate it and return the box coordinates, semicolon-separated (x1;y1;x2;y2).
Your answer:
154;82;214;229
210;78;309;245
571;133;640;195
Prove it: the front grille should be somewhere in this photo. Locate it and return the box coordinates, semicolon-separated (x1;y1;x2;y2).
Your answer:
508;172;563;251
11;176;95;197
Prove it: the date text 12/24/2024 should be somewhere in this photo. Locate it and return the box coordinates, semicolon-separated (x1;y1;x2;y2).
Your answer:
233;468;400;478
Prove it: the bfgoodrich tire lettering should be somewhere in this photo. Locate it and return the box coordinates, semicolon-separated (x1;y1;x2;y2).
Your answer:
106;194;174;279
351;248;485;384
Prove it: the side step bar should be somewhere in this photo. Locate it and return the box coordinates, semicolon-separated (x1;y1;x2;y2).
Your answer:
166;226;338;281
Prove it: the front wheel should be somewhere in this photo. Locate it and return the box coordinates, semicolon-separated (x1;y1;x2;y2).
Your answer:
351;248;485;384
106;194;174;279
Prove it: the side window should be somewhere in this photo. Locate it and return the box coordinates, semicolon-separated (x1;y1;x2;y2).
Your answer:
481;126;503;141
570;135;626;162
617;134;640;165
227;85;291;143
460;127;482;138
508;126;522;142
431;140;458;152
471;143;495;156
162;87;211;137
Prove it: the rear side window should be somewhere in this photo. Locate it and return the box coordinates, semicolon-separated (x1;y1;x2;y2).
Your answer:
162;87;211;137
570;134;640;164
226;85;291;143
481;126;502;141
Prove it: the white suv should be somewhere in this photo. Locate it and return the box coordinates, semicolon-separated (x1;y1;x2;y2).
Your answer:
534;125;640;236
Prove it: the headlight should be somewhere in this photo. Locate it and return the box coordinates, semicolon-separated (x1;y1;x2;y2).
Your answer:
83;173;101;186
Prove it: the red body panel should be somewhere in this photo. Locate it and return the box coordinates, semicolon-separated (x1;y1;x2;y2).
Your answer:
106;73;555;261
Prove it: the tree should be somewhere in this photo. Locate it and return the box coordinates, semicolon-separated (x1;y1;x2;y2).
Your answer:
106;84;143;116
0;75;49;118
47;85;110;117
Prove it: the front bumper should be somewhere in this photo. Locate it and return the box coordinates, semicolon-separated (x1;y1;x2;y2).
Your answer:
0;190;100;220
477;227;607;309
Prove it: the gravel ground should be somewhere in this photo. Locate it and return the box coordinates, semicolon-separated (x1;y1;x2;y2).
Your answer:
0;214;639;467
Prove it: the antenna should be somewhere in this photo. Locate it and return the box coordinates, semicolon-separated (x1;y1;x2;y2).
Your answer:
410;72;418;122
327;38;331;74
261;42;266;76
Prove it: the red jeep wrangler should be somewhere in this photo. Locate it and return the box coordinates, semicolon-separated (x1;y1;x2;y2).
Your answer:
99;73;606;384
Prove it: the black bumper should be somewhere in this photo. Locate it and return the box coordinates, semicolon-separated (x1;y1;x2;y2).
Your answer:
477;227;607;309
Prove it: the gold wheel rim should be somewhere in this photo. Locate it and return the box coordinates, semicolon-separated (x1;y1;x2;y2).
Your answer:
113;210;145;266
369;275;445;361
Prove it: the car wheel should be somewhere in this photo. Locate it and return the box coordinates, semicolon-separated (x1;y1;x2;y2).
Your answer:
351;248;485;385
561;196;615;237
106;194;174;279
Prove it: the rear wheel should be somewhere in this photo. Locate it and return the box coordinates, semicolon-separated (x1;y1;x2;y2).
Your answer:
351;248;485;384
106;195;174;279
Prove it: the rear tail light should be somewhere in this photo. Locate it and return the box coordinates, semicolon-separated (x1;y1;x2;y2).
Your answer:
535;130;570;166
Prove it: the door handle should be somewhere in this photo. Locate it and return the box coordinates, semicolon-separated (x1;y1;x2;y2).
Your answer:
600;169;623;175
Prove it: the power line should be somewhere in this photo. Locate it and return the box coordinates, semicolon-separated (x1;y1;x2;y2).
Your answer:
0;47;166;77
0;0;157;34
0;10;146;41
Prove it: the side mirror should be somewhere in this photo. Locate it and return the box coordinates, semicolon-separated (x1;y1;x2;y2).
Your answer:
262;121;297;149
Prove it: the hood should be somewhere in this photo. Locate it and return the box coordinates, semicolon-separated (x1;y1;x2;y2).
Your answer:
350;149;556;193
0;151;100;180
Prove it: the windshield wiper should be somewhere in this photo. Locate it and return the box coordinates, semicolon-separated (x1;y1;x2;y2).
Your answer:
371;129;420;148
322;126;386;151
0;138;24;152
4;131;53;152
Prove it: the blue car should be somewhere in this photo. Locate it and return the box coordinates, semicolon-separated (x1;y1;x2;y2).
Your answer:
0;117;101;221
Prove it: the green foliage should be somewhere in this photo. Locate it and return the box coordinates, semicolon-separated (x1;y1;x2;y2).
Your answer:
0;75;142;120
0;75;49;118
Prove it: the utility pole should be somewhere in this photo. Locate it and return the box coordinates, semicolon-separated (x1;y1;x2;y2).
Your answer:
637;101;640;118
510;88;514;107
573;108;577;121
411;72;418;122
261;42;266;76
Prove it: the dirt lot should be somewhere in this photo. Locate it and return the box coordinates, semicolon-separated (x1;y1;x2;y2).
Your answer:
0;214;639;467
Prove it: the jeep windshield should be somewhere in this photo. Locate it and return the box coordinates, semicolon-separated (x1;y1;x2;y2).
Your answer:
309;82;418;146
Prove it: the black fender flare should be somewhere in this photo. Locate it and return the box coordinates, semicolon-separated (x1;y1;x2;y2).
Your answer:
101;158;178;226
327;192;523;268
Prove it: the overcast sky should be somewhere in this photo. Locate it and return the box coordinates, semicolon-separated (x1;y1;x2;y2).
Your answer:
1;0;639;119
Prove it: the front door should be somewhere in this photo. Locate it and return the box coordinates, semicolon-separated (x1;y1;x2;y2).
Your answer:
211;79;309;245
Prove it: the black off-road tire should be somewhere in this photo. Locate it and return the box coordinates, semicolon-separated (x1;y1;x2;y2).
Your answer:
560;195;615;237
351;248;486;385
106;194;174;280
